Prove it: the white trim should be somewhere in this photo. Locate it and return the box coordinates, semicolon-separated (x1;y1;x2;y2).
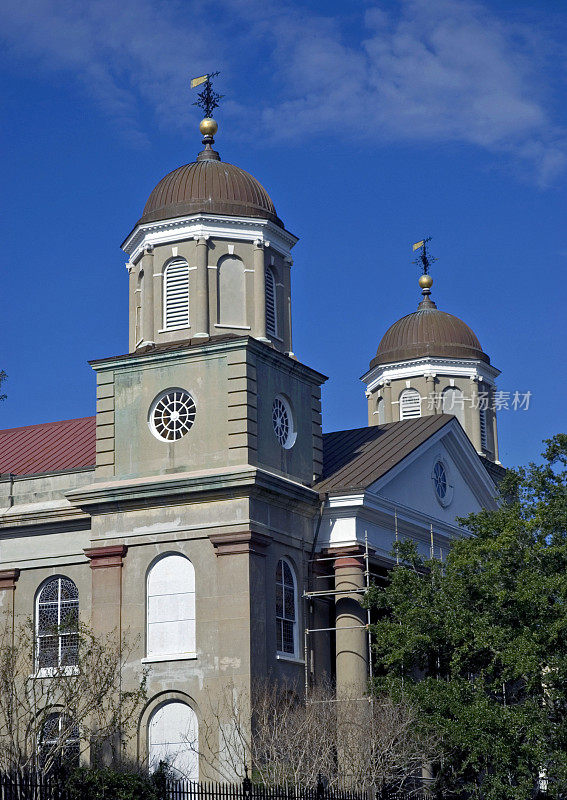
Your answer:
362;356;500;394
33;666;79;678
123;214;298;264
276;655;305;664
214;323;251;331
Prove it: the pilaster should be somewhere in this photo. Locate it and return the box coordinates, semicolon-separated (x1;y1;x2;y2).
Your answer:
142;246;155;344
253;241;268;341
85;545;127;636
194;237;210;338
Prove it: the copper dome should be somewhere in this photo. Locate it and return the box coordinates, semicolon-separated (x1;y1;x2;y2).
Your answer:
138;150;283;228
370;296;490;368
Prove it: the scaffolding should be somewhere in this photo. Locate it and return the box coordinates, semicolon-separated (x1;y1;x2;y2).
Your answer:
302;533;374;699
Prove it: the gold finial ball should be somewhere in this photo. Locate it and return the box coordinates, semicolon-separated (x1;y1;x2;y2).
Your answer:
419;274;433;290
199;117;218;136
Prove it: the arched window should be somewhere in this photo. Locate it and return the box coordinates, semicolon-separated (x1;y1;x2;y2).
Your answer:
399;388;422;420
163;259;190;330
148;701;198;779
218;256;246;327
276;559;297;657
480;407;488;450
147;554;195;659
36;577;79;670
265;266;277;337
442;386;465;427
376;397;386;425
39;712;80;770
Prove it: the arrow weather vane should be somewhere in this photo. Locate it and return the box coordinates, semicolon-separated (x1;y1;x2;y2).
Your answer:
190;72;224;118
412;236;438;275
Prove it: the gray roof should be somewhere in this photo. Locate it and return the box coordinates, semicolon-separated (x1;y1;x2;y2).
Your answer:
315;415;455;495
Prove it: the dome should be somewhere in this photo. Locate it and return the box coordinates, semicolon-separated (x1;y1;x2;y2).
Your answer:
370;296;490;368
138;149;283;228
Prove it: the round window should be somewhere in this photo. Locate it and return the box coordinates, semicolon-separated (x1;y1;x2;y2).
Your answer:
272;395;296;449
149;389;196;442
433;460;453;506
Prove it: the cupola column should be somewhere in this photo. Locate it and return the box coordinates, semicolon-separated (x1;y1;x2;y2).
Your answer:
425;373;437;414
194;237;210;338
142;246;155;345
253;241;268;341
284;256;294;355
469;377;482;453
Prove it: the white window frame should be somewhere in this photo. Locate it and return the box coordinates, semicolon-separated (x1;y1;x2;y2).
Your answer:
275;558;298;659
399;388;422;419
148;701;199;779
163;258;190;331
35;577;79;675
145;554;196;663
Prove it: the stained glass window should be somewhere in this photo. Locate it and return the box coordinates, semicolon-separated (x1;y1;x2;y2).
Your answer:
38;712;79;769
36;577;79;670
276;559;297;656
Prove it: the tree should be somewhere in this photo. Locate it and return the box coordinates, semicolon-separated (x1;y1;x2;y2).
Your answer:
366;434;567;800
190;677;437;789
0;618;146;773
0;370;6;402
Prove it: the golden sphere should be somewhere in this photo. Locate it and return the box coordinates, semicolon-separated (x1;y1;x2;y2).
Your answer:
199;117;218;136
419;274;433;289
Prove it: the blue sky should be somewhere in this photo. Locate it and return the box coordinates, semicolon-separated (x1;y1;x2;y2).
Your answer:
0;0;565;468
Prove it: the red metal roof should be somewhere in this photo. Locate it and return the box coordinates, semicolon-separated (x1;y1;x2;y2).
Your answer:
0;417;96;476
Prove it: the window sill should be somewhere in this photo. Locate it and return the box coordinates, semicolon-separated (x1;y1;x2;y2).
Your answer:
214;324;251;331
276;654;304;665
33;666;79;678
158;326;191;333
141;653;197;664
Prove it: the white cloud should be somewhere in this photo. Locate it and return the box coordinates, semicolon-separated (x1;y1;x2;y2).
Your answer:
0;0;565;180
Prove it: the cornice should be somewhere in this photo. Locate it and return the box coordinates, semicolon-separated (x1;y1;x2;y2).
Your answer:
122;214;298;263
0;506;91;534
65;465;318;516
362;356;501;392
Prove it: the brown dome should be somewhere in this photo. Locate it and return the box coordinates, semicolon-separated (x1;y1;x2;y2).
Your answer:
370;296;489;368
138;150;283;227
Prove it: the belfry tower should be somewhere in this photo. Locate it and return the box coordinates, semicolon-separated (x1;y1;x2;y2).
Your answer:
362;270;501;463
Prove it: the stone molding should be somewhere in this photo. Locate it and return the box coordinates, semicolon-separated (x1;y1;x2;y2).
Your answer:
0;568;20;590
209;530;271;556
84;544;128;569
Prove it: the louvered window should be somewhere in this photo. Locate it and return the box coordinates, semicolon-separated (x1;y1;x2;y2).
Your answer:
480;407;488;450
276;559;297;657
164;259;189;330
265;267;277;336
400;388;422;419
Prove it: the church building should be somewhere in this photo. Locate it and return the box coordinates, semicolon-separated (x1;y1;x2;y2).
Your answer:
0;109;504;779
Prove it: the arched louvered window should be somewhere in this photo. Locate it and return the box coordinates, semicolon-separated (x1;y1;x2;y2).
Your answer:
39;712;80;770
148;701;198;779
276;559;297;657
163;259;190;330
399;388;422;420
36;577;79;670
218;256;246;327
147;554;196;659
442;387;465;427
480;407;488;450
265;266;277;337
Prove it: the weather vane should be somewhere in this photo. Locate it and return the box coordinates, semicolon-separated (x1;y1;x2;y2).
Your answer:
412;237;438;275
190;72;224;118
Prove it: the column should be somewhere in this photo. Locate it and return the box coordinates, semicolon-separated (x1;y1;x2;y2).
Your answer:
425;373;437;415
194;237;210;338
334;549;367;700
469;377;482;453
84;545;127;637
284;256;294;355
127;264;136;352
142;246;155;345
382;380;392;423
253;241;268;341
491;387;500;462
0;569;19;636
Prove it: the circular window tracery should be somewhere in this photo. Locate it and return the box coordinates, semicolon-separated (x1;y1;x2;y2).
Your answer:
272;395;296;449
149;389;196;442
433;461;447;500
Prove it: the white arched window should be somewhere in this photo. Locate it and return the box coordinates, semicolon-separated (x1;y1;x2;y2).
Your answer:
376;397;386;425
265;266;277;337
147;554;195;660
163;259;190;330
149;701;198;779
399;388;422;420
442;386;465;427
276;559;297;657
218;256;246;327
36;577;79;670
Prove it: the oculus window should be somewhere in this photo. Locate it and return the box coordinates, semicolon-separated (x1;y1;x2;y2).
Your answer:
149;389;196;442
272;395;296;449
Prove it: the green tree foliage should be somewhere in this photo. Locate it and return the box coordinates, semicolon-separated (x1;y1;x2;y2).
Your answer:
66;766;164;800
0;370;6;402
366;435;567;800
